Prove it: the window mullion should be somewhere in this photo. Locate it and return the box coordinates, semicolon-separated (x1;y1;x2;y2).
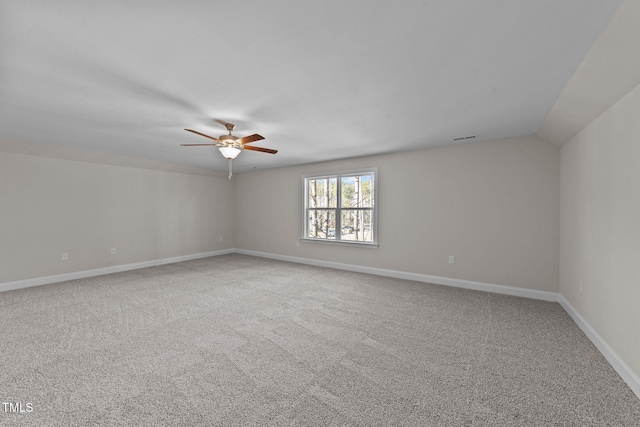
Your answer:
335;176;341;241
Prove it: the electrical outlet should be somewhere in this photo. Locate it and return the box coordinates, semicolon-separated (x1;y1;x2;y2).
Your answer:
296;241;300;248
61;252;68;261
449;256;455;264
579;280;583;292
219;236;223;242
111;248;116;255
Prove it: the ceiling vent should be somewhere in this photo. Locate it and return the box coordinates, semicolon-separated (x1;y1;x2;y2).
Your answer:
453;135;477;141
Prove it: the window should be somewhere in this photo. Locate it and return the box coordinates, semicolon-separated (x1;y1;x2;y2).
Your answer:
303;168;377;245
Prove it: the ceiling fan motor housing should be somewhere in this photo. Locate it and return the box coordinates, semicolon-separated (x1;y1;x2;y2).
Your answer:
220;134;240;147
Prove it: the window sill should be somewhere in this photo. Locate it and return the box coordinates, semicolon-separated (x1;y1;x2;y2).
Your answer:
300;238;379;248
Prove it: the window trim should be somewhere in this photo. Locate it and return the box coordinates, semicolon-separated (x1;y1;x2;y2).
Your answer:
301;167;378;247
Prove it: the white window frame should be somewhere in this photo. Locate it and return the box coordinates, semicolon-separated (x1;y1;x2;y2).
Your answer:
301;168;378;247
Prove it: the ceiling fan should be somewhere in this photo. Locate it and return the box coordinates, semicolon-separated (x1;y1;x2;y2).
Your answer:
182;119;277;179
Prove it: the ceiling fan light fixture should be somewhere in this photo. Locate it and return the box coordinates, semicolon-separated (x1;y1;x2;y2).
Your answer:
219;146;241;159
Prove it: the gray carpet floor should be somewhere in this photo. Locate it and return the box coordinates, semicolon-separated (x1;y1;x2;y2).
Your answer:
1;254;639;426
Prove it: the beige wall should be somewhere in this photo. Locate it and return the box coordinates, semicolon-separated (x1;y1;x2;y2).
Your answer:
1;135;561;294
0;151;235;283
560;82;640;375
235;135;560;292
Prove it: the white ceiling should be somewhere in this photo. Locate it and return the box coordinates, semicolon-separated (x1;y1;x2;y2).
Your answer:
0;1;622;173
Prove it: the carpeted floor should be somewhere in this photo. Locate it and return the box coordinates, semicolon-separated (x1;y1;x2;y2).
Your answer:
1;254;639;426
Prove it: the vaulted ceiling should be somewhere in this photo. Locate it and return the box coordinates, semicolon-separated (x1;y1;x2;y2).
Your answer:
0;1;627;173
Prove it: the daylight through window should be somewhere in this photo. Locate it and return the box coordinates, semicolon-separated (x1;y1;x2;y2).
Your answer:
303;169;377;245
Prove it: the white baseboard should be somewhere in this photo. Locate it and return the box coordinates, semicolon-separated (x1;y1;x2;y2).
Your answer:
234;249;558;302
0;249;234;293
0;248;557;302
558;294;640;399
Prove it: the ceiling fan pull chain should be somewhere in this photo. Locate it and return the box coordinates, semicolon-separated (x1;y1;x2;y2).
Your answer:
229;158;232;179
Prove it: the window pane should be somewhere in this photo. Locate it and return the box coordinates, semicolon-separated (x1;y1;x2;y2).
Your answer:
341;209;374;242
307;209;336;239
341;175;374;208
308;178;337;208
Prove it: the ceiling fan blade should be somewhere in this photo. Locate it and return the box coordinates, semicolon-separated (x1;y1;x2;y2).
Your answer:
180;143;223;146
184;129;221;142
243;145;278;154
214;118;235;131
237;134;265;145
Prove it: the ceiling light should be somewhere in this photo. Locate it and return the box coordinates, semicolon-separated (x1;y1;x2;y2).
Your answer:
219;146;241;159
218;146;242;180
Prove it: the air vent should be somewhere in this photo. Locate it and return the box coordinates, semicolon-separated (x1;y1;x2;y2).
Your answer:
453;135;477;141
